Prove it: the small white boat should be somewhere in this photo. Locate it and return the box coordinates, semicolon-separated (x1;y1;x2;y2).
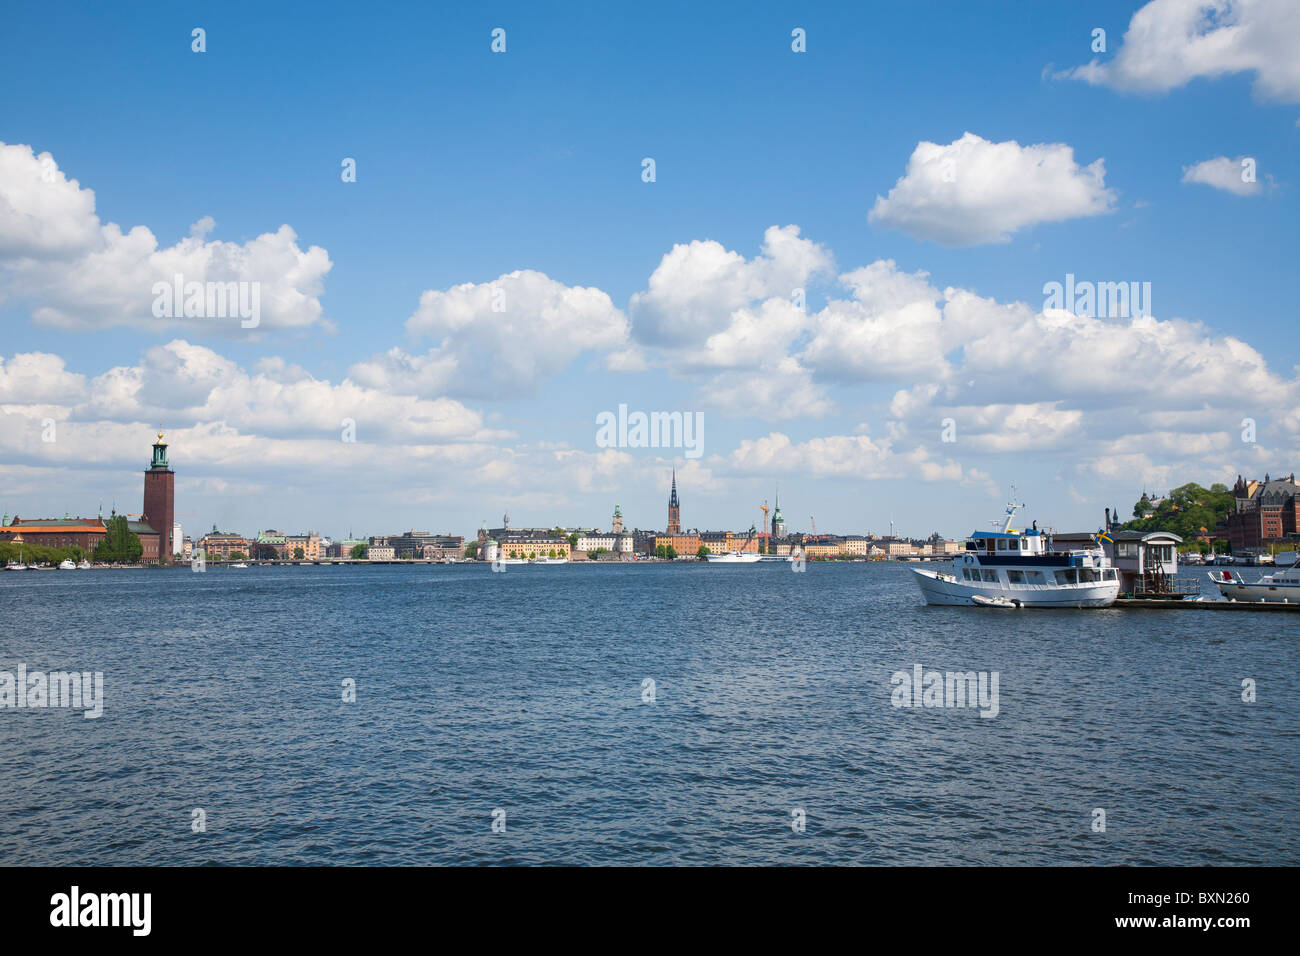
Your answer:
76;559;92;570
705;550;762;563
231;562;249;568
58;559;77;570
6;562;28;571
1208;554;1300;603
530;556;569;564
971;594;1019;609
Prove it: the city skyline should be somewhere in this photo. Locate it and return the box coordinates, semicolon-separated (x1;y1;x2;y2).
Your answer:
2;1;1298;540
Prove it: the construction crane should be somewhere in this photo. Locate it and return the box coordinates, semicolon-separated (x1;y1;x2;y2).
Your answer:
810;515;817;539
760;499;770;536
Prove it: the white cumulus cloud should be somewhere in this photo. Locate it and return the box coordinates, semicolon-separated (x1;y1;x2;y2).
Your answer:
868;132;1116;246
1060;0;1300;102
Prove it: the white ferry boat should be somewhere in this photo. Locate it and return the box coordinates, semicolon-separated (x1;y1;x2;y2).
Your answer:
911;501;1120;608
530;556;568;564
58;558;77;570
1208;553;1299;603
705;550;762;564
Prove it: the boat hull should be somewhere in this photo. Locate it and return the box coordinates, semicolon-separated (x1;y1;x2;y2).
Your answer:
911;567;1118;608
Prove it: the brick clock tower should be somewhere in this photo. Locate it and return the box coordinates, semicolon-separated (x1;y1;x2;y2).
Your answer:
142;431;175;562
666;470;681;535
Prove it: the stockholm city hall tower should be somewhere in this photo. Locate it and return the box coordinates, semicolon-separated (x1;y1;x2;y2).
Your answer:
142;431;175;561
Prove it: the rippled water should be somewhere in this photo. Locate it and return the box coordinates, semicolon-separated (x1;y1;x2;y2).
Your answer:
0;562;1295;865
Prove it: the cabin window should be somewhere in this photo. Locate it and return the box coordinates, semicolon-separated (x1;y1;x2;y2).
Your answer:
961;568;971;581
981;569;999;583
1103;569;1116;580
1008;538;1019;550
1007;570;1025;584
1054;569;1078;585
1078;568;1099;583
965;541;978;551
1025;570;1046;584
995;539;1007;551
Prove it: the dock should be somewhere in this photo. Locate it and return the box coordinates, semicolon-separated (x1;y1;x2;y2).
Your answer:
1115;597;1298;612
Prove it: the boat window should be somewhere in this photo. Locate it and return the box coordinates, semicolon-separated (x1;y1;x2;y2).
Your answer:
1026;570;1046;584
995;539;1006;551
1054;569;1078;585
1078;568;1099;583
965;541;978;551
1007;570;1024;584
981;569;999;583
1008;538;1019;550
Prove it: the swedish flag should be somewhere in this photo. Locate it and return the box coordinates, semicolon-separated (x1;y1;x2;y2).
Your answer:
1096;531;1114;545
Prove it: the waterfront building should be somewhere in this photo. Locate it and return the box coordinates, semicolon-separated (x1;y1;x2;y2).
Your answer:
328;538;368;558
497;533;570;560
770;537;794;556
653;532;699;556
842;535;869;557
172;522;183;556
142;432;175;562
667;471;681;535
1;516;107;552
366;536;396;560
198;527;250;560
255;530;288;559
286;532;323;560
577;532;618;553
1222;473;1299;551
1;511;162;562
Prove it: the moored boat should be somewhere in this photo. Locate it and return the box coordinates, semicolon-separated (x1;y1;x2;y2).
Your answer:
1208;553;1300;603
911;497;1120;608
58;558;76;570
704;550;762;563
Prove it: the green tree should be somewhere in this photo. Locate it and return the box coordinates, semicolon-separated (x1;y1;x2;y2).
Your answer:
350;544;367;559
697;545;710;559
464;541;480;559
655;544;666;559
568;533;579;550
230;551;247;562
93;514;143;563
665;545;677;560
293;547;305;559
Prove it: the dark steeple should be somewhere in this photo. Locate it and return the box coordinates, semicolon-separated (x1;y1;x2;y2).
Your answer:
666;469;681;534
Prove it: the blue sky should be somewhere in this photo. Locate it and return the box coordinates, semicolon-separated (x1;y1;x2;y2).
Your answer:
1;0;1297;542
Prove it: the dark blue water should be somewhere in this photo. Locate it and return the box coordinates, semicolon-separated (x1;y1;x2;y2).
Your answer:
0;562;1295;865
